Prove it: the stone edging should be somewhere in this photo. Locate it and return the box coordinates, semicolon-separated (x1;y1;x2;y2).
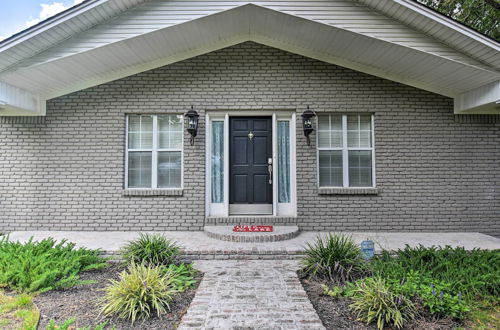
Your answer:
101;250;305;261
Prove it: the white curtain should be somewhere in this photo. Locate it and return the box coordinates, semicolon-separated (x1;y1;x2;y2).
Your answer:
278;121;290;203
211;121;224;203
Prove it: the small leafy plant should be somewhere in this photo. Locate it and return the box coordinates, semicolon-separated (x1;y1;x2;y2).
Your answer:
163;263;197;292
45;318;110;330
0;236;107;293
301;233;368;283
387;270;470;319
121;234;180;267
349;277;415;330
100;263;176;323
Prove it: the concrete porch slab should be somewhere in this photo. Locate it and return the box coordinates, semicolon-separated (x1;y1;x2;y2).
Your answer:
5;231;499;260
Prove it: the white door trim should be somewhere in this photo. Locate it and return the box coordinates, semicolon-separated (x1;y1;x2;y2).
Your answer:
206;110;296;217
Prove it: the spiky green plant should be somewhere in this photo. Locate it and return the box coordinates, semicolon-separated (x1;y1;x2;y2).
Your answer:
121;234;180;267
349;277;415;330
301;233;368;283
100;263;176;323
0;236;107;293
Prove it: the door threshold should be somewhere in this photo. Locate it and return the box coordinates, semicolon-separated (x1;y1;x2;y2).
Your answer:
229;204;272;215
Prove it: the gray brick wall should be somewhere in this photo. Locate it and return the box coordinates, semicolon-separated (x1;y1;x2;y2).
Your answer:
1;42;499;236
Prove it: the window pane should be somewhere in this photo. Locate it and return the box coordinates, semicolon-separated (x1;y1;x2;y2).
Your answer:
318;115;342;148
360;115;371;130
348;151;372;187
128;115;153;149
211;122;224;203
318;116;330;147
158;115;183;149
347;114;371;148
158;151;181;188
128;152;152;188
278;121;290;203
319;150;343;187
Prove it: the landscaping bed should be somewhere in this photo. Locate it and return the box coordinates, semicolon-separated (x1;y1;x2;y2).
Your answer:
301;278;372;330
35;264;202;329
0;234;202;329
301;278;459;330
298;234;500;330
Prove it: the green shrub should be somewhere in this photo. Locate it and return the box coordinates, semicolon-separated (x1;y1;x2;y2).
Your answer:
372;246;500;301
121;234;180;267
301;233;368;283
349;277;415;330
100;263;176;323
387;270;470;319
163;263;197;292
0;236;107;293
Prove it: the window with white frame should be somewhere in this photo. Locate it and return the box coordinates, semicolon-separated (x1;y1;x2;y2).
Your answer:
126;114;183;189
317;114;374;188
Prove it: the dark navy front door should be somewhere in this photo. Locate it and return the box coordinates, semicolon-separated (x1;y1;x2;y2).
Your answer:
229;117;272;214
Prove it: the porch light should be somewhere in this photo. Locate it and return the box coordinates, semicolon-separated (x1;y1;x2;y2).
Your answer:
301;106;316;146
185;106;199;146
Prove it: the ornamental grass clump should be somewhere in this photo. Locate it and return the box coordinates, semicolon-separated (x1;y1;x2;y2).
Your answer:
0;236;106;293
121;233;180;267
349;277;416;330
100;263;176;323
301;233;369;283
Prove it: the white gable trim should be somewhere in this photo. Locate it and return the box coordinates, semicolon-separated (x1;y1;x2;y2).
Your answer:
0;2;498;115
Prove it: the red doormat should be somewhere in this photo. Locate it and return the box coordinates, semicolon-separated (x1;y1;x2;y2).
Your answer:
233;225;273;232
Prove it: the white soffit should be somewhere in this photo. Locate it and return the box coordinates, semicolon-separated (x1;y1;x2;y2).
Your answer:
0;1;499;115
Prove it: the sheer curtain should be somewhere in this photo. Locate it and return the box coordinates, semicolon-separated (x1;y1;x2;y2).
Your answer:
278;121;290;203
211;121;224;203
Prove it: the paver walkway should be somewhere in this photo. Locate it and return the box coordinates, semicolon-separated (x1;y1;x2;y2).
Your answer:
178;260;325;330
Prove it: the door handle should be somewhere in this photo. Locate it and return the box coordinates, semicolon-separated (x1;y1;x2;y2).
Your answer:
268;158;273;184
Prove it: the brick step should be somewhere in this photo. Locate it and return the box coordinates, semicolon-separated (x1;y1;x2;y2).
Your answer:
205;216;297;225
204;225;300;243
102;250;305;261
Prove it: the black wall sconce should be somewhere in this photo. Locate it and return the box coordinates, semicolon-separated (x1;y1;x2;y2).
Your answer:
301;106;316;146
185;106;199;146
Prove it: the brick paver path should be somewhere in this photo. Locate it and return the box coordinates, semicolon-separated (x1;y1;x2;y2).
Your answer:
178;260;325;330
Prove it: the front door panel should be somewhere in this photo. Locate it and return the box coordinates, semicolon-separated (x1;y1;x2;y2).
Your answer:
229;117;272;214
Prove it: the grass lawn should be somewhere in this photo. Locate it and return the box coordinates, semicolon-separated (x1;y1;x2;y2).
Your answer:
0;290;39;330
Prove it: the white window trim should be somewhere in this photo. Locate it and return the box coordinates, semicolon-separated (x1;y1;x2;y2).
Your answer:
125;114;184;190
316;113;376;188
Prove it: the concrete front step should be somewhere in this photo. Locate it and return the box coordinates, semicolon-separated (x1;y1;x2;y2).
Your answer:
204;225;300;243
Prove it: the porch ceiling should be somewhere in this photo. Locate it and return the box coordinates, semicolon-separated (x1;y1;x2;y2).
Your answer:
0;3;499;115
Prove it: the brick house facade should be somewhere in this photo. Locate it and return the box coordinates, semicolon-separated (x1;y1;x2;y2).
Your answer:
1;43;498;236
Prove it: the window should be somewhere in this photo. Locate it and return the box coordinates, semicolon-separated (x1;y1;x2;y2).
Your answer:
211;121;224;203
126;114;183;189
278;120;291;203
317;114;374;187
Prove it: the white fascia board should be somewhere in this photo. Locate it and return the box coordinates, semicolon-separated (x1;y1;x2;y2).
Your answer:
0;0;145;52
454;81;500;114
373;0;499;51
0;81;46;116
0;0;106;51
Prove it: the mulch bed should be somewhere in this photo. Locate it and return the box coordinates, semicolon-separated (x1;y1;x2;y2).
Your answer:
34;263;202;330
300;278;459;330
